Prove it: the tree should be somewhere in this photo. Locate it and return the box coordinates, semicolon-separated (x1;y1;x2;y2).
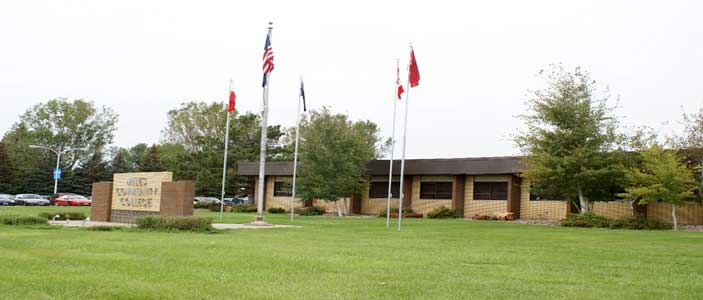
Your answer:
5;98;117;169
2;99;117;193
297;108;385;216
140;144;164;172
0;142;16;193
63;151;111;195
672;107;703;199
619;144;696;230
109;150;132;174
126;144;148;171
515;65;624;213
161;101;291;196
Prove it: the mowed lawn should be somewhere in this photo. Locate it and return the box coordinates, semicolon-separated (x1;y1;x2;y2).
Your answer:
1;207;702;300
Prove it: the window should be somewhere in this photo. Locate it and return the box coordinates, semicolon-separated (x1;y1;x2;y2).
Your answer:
369;182;399;198
473;182;507;200
529;185;566;201
273;181;292;197
420;182;453;199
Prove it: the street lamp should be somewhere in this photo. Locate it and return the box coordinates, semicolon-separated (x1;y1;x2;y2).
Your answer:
29;145;88;194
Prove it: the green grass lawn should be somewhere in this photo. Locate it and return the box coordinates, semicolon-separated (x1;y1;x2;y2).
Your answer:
1;206;702;300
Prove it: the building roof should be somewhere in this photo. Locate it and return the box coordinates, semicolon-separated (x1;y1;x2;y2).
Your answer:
237;156;524;176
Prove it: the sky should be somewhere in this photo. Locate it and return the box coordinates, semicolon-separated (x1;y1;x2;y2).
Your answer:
1;0;702;159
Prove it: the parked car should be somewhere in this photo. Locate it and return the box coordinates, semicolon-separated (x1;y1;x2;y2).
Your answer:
14;194;51;206
49;193;77;204
194;196;221;205
0;194;15;206
223;196;249;205
54;194;92;206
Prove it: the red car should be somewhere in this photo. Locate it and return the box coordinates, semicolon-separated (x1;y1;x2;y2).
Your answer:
54;194;92;206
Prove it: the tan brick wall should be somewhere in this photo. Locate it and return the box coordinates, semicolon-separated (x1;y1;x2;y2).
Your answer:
412;176;452;215
264;176;304;211
464;176;508;217
160;181;195;217
647;202;703;225
519;179;568;220
91;182;113;222
360;176;399;215
592;201;633;219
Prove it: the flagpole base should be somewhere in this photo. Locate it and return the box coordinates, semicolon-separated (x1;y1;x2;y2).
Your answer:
250;220;272;227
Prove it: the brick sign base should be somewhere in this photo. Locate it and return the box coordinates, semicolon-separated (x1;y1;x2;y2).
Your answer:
91;180;195;223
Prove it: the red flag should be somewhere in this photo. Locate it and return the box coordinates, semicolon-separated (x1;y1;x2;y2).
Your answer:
396;61;405;100
227;90;236;112
409;48;420;88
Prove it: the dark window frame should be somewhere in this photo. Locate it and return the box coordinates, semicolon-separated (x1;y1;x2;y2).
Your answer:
368;181;400;199
420;182;453;200
273;181;293;197
473;182;508;200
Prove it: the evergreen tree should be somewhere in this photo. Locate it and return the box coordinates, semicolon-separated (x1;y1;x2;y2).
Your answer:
63;151;110;195
140;144;164;172
0;142;16;193
109;150;132;174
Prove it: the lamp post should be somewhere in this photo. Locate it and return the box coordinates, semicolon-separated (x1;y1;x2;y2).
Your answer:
29;145;87;194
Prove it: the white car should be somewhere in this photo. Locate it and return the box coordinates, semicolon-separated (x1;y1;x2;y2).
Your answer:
14;194;51;206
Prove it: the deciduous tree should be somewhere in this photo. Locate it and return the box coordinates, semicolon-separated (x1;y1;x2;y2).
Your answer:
297;107;385;216
515;65;624;213
619;144;696;230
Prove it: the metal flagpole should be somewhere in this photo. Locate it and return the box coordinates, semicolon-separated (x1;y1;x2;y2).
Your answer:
397;46;412;231
220;79;233;222
255;22;273;224
386;60;400;228
290;76;303;222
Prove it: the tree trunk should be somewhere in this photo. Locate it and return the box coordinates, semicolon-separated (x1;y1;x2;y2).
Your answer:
699;157;703;198
672;204;678;231
342;197;348;216
577;184;589;213
335;201;343;217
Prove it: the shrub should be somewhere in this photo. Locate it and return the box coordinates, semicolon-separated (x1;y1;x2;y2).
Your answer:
208;202;227;212
427;206;459;219
231;205;258;213
267;207;286;214
389;212;423;218
378;207;415;218
561;213;612;228
297;206;325;216
88;225;119;231
1;215;48;225
135;215;213;232
610;215;671;230
38;212;86;220
194;202;210;209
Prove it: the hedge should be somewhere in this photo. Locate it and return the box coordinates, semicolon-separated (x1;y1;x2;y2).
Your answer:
135;216;213;232
38;212;86;220
1;215;48;225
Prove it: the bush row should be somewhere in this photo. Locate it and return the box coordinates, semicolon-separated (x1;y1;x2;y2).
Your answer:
135;216;213;231
561;213;671;230
378;208;415;218
38;212;86;220
297;206;325;216
1;215;48;225
267;207;286;214
231;205;258;213
426;206;459;219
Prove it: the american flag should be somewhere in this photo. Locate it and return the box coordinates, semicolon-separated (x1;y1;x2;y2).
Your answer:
300;79;306;112
262;33;274;87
